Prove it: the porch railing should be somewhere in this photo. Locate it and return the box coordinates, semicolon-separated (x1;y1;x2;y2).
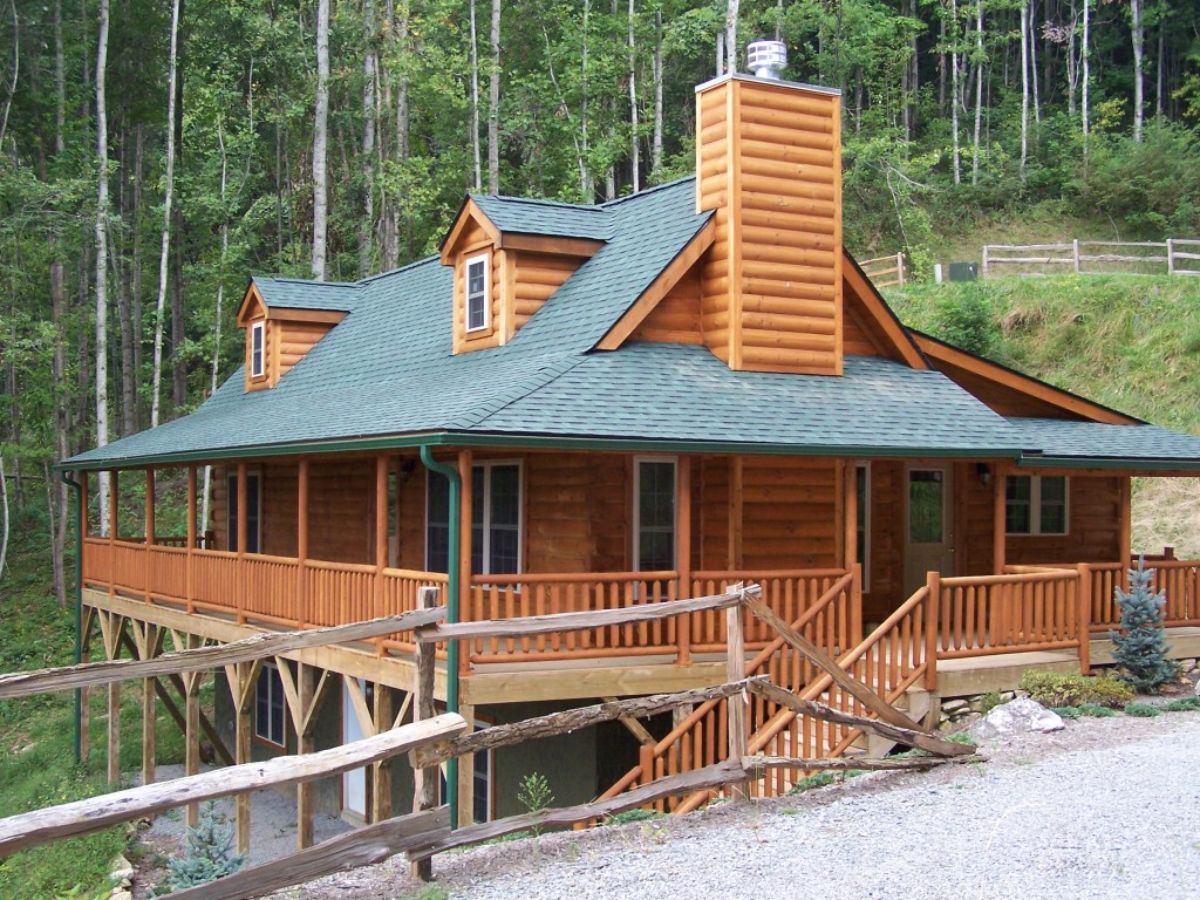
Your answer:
936;570;1082;658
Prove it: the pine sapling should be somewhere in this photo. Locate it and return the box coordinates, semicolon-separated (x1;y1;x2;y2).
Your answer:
159;801;244;892
1110;559;1176;693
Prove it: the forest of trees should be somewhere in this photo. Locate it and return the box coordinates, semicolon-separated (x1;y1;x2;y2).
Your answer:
3;0;1200;600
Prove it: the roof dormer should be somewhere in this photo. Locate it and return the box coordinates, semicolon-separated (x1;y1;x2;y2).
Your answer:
439;196;609;353
236;280;348;391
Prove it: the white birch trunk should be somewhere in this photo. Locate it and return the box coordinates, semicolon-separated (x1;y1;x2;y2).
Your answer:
972;0;984;186
1029;1;1040;126
580;0;591;198
1019;0;1029;178
94;0;111;534
488;0;500;193
469;0;482;191
150;0;181;429
359;0;377;279
1131;0;1144;142
627;0;639;194
651;8;662;180
312;0;330;279
1082;0;1090;153
725;0;739;75
951;0;961;185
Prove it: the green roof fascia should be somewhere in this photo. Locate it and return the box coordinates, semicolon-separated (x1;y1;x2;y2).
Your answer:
1015;455;1200;472
60;428;1024;472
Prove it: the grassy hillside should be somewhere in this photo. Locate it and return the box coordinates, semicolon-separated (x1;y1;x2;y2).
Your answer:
887;274;1200;556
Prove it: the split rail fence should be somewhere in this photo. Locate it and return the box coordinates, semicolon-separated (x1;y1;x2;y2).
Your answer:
0;584;977;899
859;251;907;287
981;238;1200;278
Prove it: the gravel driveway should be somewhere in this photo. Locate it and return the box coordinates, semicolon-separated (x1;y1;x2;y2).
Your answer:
286;711;1200;900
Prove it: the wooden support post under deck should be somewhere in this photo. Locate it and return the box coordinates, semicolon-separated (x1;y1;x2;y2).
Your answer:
101;612;123;786
410;586;439;881
183;635;202;828
676;456;692;664
297;459;310;629
226;658;262;855
293;662;327;850
371;684;394;822
136;623;161;786
236;463;248;624
374;456;389;653
185;466;196;610
992;467;1007;574
725;604;747;800
457;701;475;827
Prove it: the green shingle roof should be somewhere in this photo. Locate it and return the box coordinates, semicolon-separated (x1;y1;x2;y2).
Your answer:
63;176;1200;471
1008;418;1200;469
469;194;614;241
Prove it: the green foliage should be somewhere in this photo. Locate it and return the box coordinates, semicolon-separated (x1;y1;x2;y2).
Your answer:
1110;561;1177;693
978;692;1004;714
602;808;662;826
787;772;838;795
1018;671;1135;709
1051;706;1082;719
1078;703;1118;718
928;284;999;356
516;771;554;836
156;803;244;893
1161;696;1200;713
1123;702;1162;718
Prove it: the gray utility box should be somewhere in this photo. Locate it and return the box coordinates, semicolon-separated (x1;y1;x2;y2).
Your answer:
948;262;978;282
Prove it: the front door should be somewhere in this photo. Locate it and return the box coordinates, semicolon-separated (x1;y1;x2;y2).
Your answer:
904;465;955;596
341;678;368;820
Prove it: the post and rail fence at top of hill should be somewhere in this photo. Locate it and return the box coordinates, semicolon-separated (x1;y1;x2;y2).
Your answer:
981;238;1200;279
859;251;907;288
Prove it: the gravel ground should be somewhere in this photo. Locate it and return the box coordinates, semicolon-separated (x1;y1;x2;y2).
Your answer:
283;711;1200;900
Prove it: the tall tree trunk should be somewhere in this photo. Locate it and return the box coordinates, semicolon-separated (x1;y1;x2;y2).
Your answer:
170;4;186;413
312;0;330;279
50;0;68;606
972;0;984;186
579;0;592;198
1155;14;1164;120
150;0;181;428
359;0;377;278
951;0;961;185
1029;1;1040;126
488;0;500;193
627;0;639;193
0;0;17;151
469;0;482;191
1131;0;1143;141
1082;0;1090;157
94;0;111;534
0;456;8;580
394;1;410;260
1067;0;1077;117
651;8;662;180
203;121;231;536
131;122;144;424
1019;0;1029;178
724;0;738;75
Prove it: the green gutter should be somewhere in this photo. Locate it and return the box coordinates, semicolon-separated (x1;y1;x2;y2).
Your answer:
418;445;461;828
1016;456;1200;472
62;429;1027;472
63;472;83;764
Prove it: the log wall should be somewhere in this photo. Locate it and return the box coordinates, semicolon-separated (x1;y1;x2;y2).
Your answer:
631;267;703;344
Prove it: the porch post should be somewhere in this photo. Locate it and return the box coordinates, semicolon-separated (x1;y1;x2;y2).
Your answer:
236;462;247;624
992;466;1006;574
297;459;309;628
842;460;857;571
676;455;692;665
924;570;940;691
108;469;118;544
456;449;475;830
1077;563;1092;675
1118;477;1132;585
373;455;388;653
144;468;156;546
185;466;196;611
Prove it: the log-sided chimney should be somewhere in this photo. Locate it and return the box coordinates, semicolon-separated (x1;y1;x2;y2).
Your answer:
696;42;843;375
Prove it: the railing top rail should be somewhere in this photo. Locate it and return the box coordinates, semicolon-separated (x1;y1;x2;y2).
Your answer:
939;570;1078;587
146;543;187;554
241;552;299;567
193;548;239;560
382;567;450;582
467;570;677;586
306;558;377;574
691;567;847;580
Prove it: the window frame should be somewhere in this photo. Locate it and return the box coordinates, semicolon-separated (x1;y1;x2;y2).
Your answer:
632;456;678;573
1006;475;1070;537
253;662;287;749
464;252;491;334
424;459;524;576
249;320;266;379
856;462;871;593
226;468;263;553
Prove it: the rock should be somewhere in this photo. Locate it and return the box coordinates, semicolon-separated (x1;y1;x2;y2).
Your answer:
1193;679;1200;698
110;890;133;900
942;699;969;714
972;696;1064;740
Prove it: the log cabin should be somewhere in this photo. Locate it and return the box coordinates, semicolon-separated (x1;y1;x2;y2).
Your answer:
65;46;1200;839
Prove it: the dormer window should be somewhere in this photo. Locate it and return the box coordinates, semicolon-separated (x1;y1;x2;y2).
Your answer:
466;253;490;333
250;321;266;378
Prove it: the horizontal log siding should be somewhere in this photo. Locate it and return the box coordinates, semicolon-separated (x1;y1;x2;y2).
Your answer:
863;460;905;621
739;457;837;569
631;266;703;344
510;250;584;331
697;83;731;363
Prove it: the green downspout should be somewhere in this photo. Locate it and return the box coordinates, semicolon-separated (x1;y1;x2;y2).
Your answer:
418;445;461;828
63;472;83;764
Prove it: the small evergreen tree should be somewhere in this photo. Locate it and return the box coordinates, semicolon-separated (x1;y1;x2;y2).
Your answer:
1110;559;1176;693
160;802;244;892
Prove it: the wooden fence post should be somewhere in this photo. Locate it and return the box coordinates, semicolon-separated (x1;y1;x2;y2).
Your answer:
410;585;440;882
924;571;940;692
896;251;906;286
1167;238;1176;275
1077;564;1091;675
725;603;747;800
1073;239;1081;273
981;245;990;279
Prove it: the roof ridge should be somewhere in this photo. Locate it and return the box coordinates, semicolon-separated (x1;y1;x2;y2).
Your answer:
255;275;363;289
470;192;607;214
356;253;442;285
600;175;696;208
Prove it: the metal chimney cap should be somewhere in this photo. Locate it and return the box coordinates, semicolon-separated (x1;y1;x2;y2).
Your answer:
746;40;787;80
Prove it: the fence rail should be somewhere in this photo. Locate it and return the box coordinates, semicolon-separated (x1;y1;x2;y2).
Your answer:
859;251;907;287
982;238;1200;278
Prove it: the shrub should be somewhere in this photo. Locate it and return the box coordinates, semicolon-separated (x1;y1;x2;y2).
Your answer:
1110;561;1177;693
929;285;999;356
1078;703;1117;718
1019;671;1134;708
157;802;243;893
1123;702;1162;718
1052;706;1081;719
516;772;554;836
1161;697;1200;713
978;691;1004;714
603;809;662;827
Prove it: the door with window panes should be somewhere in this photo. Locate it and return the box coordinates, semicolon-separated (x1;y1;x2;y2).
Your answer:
904;465;955;596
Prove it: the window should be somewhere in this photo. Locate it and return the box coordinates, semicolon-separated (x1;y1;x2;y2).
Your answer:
908;469;945;544
226;471;262;553
255;664;286;746
856;463;871;592
250;321;265;378
1006;475;1069;536
465;253;490;332
634;459;676;571
426;461;522;575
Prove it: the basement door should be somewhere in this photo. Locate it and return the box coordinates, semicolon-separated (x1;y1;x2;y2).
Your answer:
341;678;368;820
904;465;956;597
